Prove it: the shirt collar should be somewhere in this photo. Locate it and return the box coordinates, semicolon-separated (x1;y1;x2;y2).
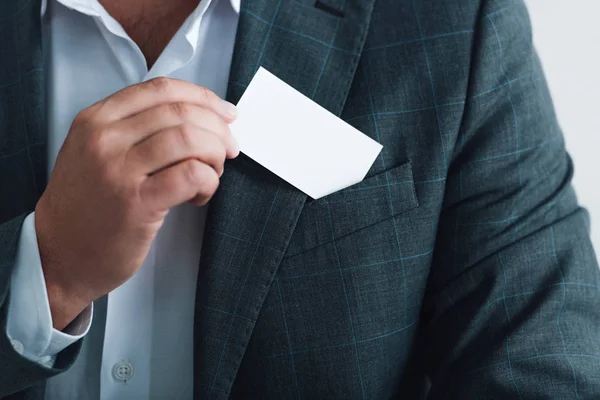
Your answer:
41;0;240;17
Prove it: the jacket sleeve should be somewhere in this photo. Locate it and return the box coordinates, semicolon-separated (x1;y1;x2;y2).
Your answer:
0;214;82;398
423;0;600;398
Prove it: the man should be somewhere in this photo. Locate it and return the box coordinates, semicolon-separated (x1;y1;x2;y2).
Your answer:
1;0;599;398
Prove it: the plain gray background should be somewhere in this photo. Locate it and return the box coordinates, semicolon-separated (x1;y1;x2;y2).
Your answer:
526;0;600;258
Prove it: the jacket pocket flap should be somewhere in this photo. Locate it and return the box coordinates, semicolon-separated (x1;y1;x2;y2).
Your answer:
286;162;419;257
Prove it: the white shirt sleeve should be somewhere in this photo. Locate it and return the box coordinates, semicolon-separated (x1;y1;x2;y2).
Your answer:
6;212;93;368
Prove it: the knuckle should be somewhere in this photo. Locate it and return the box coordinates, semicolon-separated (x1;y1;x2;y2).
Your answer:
149;77;171;93
185;160;219;195
86;128;111;154
169;102;191;119
184;160;205;184
198;86;211;101
176;124;196;149
199;86;218;106
73;108;91;124
200;134;226;168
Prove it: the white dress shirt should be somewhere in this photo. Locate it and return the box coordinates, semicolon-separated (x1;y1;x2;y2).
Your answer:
6;0;239;398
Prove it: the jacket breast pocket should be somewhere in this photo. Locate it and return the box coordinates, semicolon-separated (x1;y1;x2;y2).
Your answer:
285;162;419;257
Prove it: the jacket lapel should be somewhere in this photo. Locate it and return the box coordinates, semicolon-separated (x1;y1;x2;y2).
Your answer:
0;0;46;223
194;0;376;398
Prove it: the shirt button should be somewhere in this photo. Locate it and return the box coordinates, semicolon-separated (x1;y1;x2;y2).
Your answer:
112;361;134;382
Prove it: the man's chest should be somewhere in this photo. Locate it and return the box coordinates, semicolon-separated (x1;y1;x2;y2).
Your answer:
99;0;201;67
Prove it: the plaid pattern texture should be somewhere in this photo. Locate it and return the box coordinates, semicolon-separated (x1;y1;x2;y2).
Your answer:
1;0;600;398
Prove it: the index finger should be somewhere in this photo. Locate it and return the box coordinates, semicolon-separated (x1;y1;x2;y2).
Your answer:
91;77;237;123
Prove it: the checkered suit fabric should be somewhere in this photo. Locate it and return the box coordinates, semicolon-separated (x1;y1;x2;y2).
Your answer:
1;0;599;398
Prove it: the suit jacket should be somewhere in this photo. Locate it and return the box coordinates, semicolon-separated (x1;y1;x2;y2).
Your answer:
2;0;600;398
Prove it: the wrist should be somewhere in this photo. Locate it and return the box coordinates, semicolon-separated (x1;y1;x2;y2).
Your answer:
43;273;91;331
35;199;92;331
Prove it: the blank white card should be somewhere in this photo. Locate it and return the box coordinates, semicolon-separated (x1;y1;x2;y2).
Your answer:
230;67;383;199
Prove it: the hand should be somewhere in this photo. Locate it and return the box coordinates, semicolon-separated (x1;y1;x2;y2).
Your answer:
34;78;239;330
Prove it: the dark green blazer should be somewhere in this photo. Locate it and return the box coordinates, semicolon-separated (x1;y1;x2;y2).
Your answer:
2;0;600;398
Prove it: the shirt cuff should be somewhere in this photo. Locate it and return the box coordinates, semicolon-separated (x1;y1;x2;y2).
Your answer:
6;212;93;364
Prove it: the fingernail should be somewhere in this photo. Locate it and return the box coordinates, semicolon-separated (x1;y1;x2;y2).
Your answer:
221;100;237;119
